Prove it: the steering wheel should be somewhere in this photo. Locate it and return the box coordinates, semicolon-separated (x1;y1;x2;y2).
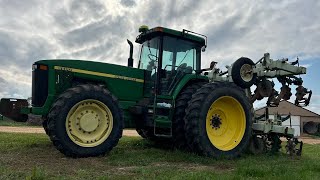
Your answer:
176;63;187;71
168;63;188;90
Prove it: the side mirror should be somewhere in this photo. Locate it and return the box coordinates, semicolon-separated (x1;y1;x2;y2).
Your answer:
201;45;206;52
127;39;134;67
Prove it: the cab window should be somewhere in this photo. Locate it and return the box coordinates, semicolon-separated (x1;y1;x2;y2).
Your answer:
159;36;199;94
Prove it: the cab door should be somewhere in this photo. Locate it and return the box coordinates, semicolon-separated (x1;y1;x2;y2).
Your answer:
152;36;198;136
157;36;197;95
138;36;198;137
138;36;173;136
138;37;170;135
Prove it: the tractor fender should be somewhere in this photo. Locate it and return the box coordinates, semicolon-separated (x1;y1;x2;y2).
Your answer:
171;74;208;99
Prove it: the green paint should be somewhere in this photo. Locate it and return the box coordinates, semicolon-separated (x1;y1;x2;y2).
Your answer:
171;74;208;98
25;26;210;134
136;27;206;46
154;115;171;128
27;60;144;116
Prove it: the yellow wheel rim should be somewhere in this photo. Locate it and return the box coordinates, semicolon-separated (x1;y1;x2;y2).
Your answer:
66;99;113;147
206;96;246;151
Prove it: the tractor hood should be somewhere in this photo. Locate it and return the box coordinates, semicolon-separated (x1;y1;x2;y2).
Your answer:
35;59;144;81
31;59;145;113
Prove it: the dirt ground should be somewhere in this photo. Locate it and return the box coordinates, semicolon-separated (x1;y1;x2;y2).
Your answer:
297;136;320;145
0;126;319;144
0;126;140;136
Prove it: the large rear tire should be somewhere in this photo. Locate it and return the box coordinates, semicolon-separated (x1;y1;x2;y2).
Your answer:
185;82;252;158
47;84;123;157
173;82;206;149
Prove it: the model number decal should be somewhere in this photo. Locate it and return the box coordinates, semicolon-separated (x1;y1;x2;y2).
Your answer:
55;66;73;72
54;66;144;83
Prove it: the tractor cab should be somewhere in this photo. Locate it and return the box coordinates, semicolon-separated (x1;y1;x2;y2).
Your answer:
130;26;208;137
135;26;207;96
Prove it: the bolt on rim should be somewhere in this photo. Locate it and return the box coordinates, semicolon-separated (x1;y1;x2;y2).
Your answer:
66;99;113;147
206;96;246;151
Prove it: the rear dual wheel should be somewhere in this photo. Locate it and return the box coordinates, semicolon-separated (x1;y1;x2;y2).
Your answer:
172;82;206;149
136;82;206;149
185;82;252;158
47;84;123;157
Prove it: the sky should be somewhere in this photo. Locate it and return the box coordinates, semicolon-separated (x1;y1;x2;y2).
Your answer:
0;0;319;113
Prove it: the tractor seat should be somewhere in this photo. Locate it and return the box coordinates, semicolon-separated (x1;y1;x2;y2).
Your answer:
167;64;193;91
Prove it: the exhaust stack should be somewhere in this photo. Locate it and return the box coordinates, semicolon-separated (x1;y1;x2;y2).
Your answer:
127;39;134;67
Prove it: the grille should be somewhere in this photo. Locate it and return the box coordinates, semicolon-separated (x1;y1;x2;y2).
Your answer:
32;64;49;107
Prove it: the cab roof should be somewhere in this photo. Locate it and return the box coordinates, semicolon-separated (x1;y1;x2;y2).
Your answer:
135;26;206;47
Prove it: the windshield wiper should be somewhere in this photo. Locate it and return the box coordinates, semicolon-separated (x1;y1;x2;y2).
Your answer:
178;50;190;66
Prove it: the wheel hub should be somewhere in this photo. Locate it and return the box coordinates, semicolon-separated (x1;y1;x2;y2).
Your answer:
240;64;253;82
66;99;113;147
206;96;246;151
210;114;222;129
79;112;99;132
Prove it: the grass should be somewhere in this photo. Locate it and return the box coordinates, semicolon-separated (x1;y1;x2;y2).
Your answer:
0;118;39;127
0;133;320;180
308;134;320;139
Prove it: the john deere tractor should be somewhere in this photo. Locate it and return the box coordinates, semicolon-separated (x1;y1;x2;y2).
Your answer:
4;25;310;158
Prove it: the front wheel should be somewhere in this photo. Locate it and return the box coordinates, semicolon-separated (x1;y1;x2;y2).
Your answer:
47;84;123;157
185;82;252;158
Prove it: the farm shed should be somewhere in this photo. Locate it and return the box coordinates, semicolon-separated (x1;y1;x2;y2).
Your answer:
255;101;320;137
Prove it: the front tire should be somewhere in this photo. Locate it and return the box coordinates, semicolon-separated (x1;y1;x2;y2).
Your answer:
47;84;123;157
185;82;252;158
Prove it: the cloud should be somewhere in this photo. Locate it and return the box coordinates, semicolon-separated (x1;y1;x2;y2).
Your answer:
120;0;136;7
0;66;31;99
306;95;320;114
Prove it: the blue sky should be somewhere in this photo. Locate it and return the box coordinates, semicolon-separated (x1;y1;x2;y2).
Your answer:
299;58;320;113
0;0;319;113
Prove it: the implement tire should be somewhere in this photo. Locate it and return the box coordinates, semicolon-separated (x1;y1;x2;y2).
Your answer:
47;84;123;158
231;57;256;88
173;82;206;149
185;82;252;158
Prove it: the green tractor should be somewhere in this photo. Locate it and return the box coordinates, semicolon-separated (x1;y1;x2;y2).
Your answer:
15;25;312;158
